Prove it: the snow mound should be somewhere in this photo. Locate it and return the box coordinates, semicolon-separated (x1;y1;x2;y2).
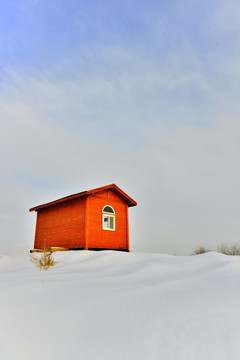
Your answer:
0;251;240;360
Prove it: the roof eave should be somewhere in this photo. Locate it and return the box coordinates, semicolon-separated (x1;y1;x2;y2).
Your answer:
29;184;137;212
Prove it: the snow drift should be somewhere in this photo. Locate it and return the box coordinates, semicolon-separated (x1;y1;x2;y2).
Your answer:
0;251;240;360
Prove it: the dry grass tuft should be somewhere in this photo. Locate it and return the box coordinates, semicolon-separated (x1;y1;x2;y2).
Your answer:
217;243;240;256
191;246;212;255
29;248;57;270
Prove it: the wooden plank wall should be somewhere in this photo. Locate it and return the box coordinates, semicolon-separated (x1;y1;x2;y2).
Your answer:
34;197;86;249
87;190;128;250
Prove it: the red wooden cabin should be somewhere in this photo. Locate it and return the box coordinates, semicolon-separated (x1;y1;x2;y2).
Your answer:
29;184;137;251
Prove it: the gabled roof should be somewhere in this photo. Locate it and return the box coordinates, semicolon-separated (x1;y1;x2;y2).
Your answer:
29;184;137;212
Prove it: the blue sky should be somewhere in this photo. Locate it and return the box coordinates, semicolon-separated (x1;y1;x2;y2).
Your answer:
1;0;240;254
2;0;237;74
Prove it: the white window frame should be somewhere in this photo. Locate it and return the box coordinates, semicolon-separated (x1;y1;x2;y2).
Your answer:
102;205;115;231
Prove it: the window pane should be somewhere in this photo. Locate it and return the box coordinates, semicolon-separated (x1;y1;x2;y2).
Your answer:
110;216;114;229
103;215;109;228
103;206;114;213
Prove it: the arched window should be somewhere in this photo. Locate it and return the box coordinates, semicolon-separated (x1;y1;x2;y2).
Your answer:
102;205;115;231
103;205;115;214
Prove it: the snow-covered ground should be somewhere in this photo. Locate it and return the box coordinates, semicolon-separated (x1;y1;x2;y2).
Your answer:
0;251;240;360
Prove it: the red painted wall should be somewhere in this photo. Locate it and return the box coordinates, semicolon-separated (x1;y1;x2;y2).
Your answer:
34;197;86;249
87;190;128;250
